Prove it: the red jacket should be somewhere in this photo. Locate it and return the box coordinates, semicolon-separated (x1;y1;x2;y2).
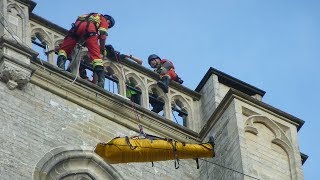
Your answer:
75;13;109;40
160;59;174;70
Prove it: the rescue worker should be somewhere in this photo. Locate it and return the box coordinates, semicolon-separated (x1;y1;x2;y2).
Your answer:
148;54;183;93
126;81;140;105
56;13;115;88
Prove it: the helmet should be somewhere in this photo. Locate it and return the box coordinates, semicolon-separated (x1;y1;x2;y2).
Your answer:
104;14;115;29
148;54;160;64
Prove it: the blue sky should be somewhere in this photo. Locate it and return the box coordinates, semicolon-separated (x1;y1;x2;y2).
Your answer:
32;0;319;179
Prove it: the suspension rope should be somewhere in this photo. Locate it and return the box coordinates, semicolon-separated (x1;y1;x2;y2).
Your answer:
171;109;179;124
113;52;146;137
199;158;260;180
69;42;84;84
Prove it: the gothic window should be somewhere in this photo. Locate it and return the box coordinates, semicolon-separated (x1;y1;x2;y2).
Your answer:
31;34;47;61
104;66;119;94
171;99;188;127
126;77;141;105
34;146;123;180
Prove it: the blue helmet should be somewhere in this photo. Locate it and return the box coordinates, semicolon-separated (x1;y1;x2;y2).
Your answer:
148;54;160;65
104;14;115;28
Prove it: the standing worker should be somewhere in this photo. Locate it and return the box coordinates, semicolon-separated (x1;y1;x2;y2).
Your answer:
148;54;183;93
56;13;115;88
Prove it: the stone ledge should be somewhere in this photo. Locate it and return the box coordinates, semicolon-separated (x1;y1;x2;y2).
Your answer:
30;60;200;143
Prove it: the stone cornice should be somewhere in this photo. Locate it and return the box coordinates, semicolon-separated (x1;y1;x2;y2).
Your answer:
199;88;304;141
29;13;69;36
195;67;266;97
31;59;200;142
14;0;37;12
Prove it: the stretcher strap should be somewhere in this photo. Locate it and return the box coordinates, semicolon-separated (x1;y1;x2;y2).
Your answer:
125;136;137;150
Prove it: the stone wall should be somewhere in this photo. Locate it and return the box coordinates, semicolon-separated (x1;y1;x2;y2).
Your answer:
238;100;304;180
0;80;200;180
199;99;244;180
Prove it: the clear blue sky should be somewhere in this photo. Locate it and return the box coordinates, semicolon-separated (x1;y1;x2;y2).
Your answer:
33;0;319;179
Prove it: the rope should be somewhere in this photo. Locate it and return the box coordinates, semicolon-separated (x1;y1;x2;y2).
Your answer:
199;158;260;180
69;43;84;84
171;109;179;124
113;52;145;138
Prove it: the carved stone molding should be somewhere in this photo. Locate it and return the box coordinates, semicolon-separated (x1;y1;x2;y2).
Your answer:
0;57;32;89
33;146;124;180
0;37;36;90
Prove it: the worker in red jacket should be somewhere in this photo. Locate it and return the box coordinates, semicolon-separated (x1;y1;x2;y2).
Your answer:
148;54;183;93
56;13;115;88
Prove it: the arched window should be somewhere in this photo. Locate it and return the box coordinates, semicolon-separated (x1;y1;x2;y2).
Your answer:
171;99;188;127
126;77;141;105
34;146;123;180
31;33;48;61
105;67;119;94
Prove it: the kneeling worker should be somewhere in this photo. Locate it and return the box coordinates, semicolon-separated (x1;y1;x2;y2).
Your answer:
148;54;183;93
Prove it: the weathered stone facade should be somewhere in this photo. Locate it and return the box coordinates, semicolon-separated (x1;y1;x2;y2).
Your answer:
0;0;306;180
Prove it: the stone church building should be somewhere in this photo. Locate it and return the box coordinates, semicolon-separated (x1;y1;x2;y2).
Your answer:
0;0;307;179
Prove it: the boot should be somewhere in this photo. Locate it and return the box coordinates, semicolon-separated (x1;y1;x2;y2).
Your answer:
57;55;66;70
157;76;170;93
94;65;105;88
151;103;164;113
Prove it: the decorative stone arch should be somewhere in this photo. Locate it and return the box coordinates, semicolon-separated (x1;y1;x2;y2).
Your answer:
103;63;123;94
171;94;192;127
125;73;146;106
31;28;52;47
148;84;170;118
33;146;123;180
244;115;297;179
7;3;26;18
126;72;145;92
7;3;26;42
54;39;64;47
148;84;167;100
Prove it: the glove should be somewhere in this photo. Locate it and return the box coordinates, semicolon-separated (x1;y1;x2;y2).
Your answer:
119;54;127;59
177;77;184;84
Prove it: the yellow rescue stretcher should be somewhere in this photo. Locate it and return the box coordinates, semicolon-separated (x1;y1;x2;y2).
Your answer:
94;135;215;166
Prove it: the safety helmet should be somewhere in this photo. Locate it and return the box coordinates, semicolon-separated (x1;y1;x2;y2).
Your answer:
148;54;160;64
104;14;115;29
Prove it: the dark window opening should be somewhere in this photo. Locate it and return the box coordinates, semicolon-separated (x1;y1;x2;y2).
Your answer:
31;36;47;61
149;91;165;116
171;103;188;127
126;82;141;105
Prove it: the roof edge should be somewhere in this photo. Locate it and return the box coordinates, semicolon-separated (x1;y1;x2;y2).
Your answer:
300;152;308;165
29;13;69;36
195;67;266;97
